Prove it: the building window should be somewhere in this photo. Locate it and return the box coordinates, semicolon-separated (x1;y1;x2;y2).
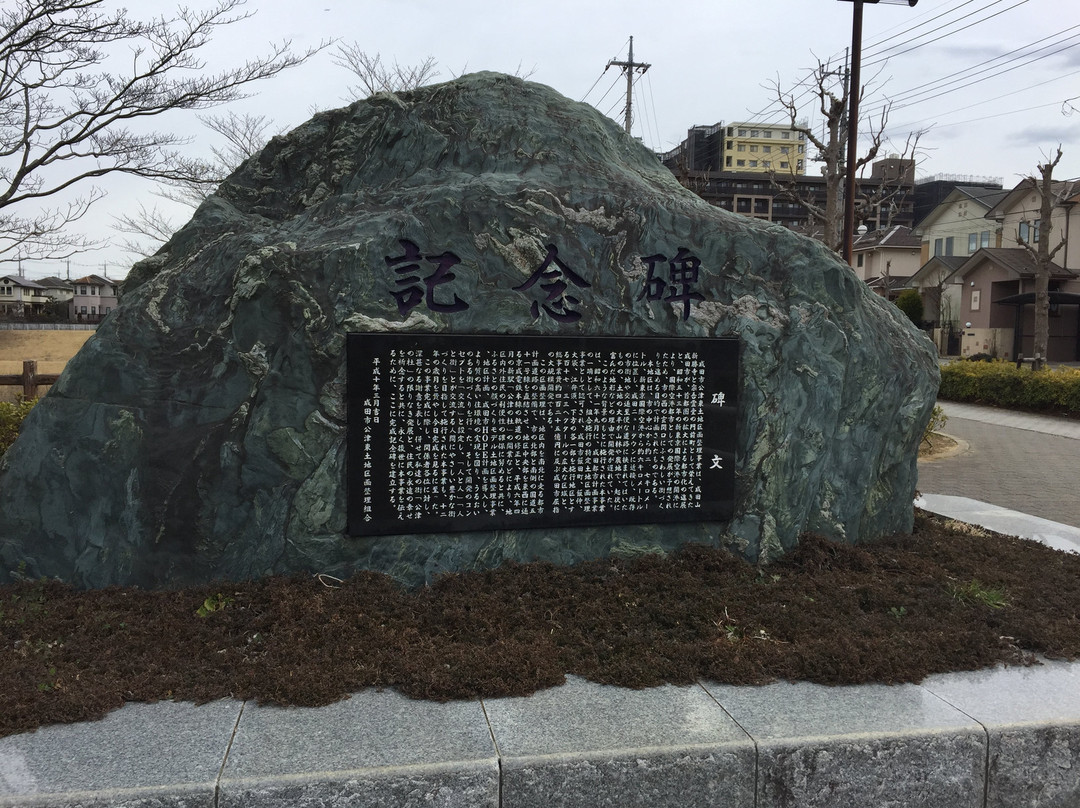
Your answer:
763;161;771;168
763;130;772;138
780;161;789;169
80;306;87;314
797;160;804;171
749;160;758;167
781;146;789;154
738;128;747;136
934;238;943;256
725;156;732;167
857;254;864;267
981;230;990;248
750;129;759;137
798;145;804;153
968;233;978;253
1018;221;1039;243
726;140;733;149
90;306;96;315
737;144;745;152
749;145;758;153
79;286;87;295
736;159;745;167
781;131;791;139
945;236;954;256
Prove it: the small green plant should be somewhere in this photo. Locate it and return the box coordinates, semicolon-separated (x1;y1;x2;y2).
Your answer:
0;397;36;457
888;606;908;621
37;666;58;692
950;579;1009;610
921;404;948;447
196;593;234;617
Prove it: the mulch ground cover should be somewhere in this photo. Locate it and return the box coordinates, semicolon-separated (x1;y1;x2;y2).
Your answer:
4;508;1080;738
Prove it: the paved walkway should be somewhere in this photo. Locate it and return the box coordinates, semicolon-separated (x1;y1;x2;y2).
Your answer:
918;401;1080;529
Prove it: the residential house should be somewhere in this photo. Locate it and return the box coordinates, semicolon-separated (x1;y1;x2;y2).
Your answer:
849;225;922;301
931;176;1078;360
34;276;75;305
908;185;1010;353
69;274;119;323
907;255;967;354
0;275;50;317
950;178;1080;361
953;248;1077;360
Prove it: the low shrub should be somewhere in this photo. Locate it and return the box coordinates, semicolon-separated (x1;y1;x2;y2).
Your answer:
939;361;1080;415
894;289;923;326
0;398;36;457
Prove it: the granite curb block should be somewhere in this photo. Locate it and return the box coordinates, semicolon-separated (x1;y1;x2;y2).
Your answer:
4;662;1080;808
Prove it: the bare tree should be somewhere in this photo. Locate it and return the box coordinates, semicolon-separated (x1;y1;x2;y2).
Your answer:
1015;146;1067;371
332;45;440;100
767;58;921;252
0;0;324;264
332;45;537;103
112;111;280;256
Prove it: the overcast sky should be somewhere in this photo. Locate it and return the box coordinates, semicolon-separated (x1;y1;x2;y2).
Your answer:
18;0;1079;280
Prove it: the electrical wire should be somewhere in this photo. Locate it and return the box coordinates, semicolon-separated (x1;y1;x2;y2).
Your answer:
866;33;1080;120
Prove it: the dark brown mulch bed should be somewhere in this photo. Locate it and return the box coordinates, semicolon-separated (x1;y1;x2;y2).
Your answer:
4;509;1080;738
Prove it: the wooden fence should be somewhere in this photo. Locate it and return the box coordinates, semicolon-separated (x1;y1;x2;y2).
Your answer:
0;360;60;399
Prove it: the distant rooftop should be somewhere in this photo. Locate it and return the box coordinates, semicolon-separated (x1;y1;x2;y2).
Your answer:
916;173;1003;187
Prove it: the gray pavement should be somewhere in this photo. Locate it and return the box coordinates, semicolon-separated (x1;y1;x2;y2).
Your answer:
918;401;1080;530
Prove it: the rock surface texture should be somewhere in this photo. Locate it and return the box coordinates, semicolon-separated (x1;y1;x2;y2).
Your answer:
0;73;939;588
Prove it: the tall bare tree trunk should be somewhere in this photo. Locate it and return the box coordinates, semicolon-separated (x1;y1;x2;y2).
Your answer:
1024;148;1064;372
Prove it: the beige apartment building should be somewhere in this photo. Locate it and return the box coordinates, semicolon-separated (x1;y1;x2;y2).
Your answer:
722;122;805;176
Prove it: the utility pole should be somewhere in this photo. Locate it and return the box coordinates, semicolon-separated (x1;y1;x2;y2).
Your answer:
838;0;918;264
607;36;650;134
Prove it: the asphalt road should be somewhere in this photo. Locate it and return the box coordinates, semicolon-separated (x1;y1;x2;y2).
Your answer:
917;402;1080;530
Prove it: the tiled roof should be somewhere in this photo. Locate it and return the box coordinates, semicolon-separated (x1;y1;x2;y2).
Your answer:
959;247;1074;279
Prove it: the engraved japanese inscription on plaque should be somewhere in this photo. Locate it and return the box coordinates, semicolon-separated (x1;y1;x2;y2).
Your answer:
347;334;739;536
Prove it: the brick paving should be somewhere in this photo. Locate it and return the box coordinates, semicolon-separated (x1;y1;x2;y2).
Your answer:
917;407;1080;530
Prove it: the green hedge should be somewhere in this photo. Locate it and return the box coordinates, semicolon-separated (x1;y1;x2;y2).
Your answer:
939;361;1080;415
0;398;35;457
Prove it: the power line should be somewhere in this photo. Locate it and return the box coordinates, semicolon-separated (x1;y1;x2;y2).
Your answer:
867;32;1080;119
863;0;1028;65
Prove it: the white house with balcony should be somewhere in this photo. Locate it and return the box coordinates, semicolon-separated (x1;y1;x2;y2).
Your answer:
69;274;119;323
0;276;51;317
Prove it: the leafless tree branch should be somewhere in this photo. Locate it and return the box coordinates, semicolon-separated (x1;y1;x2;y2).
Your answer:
0;0;326;263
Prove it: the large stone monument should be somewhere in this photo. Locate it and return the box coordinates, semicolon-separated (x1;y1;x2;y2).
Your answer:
0;73;939;589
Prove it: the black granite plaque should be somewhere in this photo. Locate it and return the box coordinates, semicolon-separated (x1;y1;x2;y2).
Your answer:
346;334;739;536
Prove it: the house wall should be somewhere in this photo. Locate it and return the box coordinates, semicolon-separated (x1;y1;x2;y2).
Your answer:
960;327;1013;358
917;198;994;262
995;188;1078;267
69;279;118;322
